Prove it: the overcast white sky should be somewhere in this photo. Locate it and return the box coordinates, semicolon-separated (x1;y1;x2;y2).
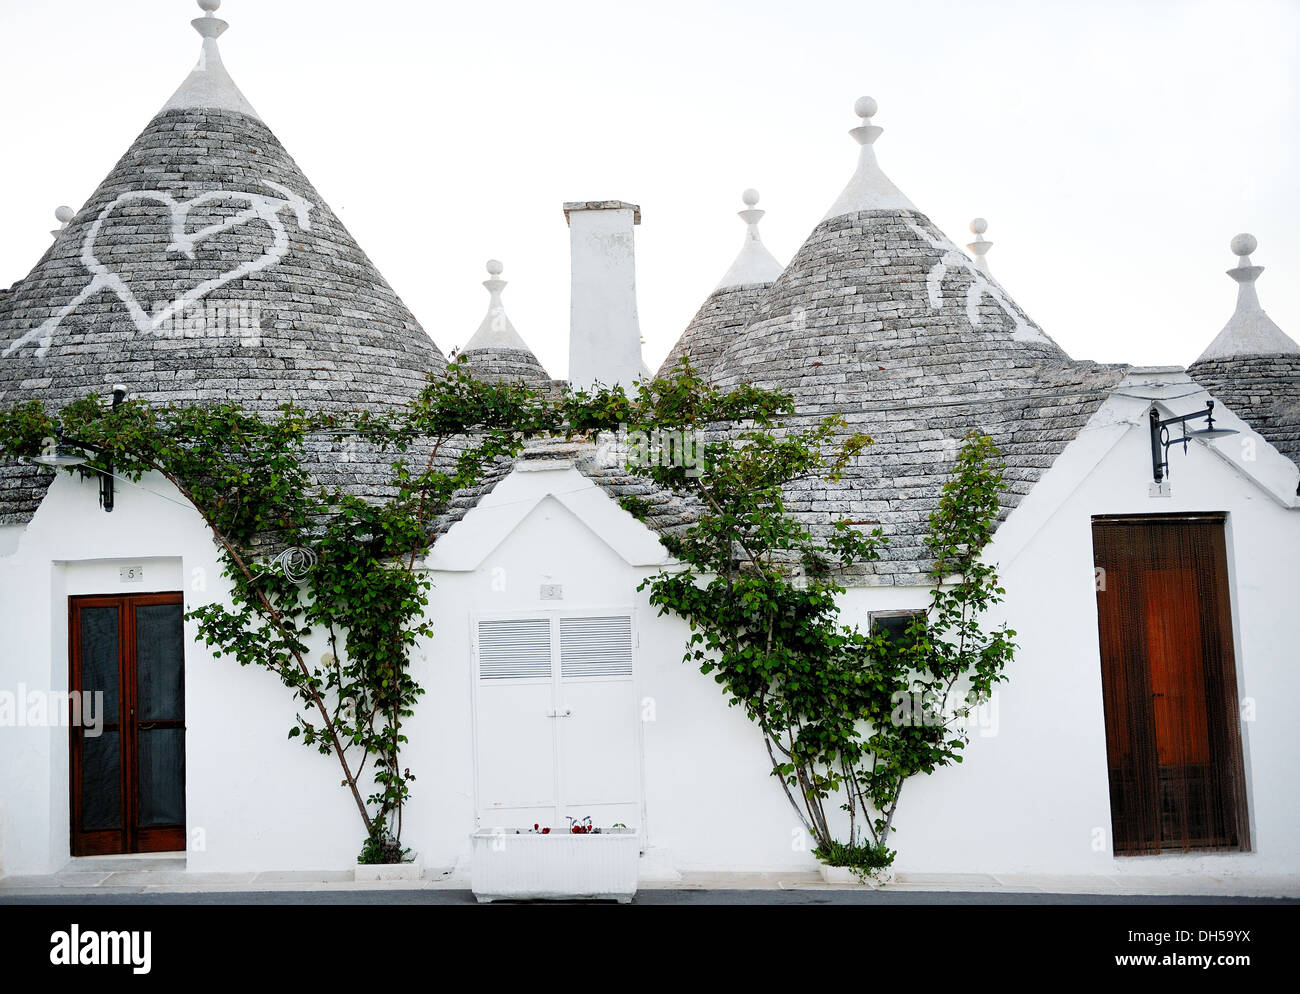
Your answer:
1;0;1297;377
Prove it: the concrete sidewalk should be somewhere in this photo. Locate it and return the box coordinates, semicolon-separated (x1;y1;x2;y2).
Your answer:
2;856;1296;900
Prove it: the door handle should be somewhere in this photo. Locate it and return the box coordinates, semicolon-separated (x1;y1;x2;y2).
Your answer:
138;721;159;730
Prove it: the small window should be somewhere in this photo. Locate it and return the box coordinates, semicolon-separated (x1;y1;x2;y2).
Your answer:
869;610;924;646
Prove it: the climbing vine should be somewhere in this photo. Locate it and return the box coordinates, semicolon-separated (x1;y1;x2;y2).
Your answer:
0;360;555;859
570;358;1017;876
0;353;1014;872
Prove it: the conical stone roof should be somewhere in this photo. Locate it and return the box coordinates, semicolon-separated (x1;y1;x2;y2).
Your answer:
1189;235;1300;471
458;260;551;388
712;98;1127;584
658;190;784;380
658;283;774;380
0;3;444;523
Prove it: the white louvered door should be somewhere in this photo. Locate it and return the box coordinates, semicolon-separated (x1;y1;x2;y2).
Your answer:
472;612;641;832
557;616;641;830
474;618;558;828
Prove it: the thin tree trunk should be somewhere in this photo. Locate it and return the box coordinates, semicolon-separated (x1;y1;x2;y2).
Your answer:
160;466;375;837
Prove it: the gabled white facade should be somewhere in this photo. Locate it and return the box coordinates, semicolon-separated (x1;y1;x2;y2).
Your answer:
2;367;1298;884
859;368;1300;877
0;3;1297;893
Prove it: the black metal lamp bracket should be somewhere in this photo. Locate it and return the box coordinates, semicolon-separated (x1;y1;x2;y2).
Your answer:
1149;400;1231;483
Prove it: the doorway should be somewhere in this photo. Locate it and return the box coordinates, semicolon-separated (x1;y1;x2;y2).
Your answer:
472;612;642;832
1092;515;1249;855
69;592;186;856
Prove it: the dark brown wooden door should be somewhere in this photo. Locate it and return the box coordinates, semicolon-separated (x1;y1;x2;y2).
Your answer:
70;593;186;856
1092;516;1249;855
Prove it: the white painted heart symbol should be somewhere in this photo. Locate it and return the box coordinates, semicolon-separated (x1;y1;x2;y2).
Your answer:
3;180;313;358
904;219;1048;344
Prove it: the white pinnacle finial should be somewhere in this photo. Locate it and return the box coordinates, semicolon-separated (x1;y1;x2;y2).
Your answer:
1227;233;1261;290
1194;232;1300;361
967;217;993;274
850;95;882;146
51;205;74;239
463;259;532;353
822;95;916;219
483;259;507;297
161;0;259;118
715;189;785;289
1230;232;1257;264
192;0;228;39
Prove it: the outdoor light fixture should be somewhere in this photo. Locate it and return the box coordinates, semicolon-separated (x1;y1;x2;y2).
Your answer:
29;440;89;469
27;385;129;512
98;383;129;513
1149;400;1238;483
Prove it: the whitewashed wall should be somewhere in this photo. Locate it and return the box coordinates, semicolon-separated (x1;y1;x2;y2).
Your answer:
859;370;1300;877
0;469;359;875
1;369;1298;880
409;463;806;874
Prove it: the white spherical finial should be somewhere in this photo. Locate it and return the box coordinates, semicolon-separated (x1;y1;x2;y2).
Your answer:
742;188;760;207
1230;232;1257;257
54;206;74;224
198;0;222;13
854;96;878;120
485;259;504;276
966;219;993;274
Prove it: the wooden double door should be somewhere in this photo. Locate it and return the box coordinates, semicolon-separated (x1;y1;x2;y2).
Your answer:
1092;515;1249;855
70;593;187;856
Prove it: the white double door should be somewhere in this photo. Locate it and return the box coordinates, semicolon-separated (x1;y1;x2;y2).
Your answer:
472;612;642;832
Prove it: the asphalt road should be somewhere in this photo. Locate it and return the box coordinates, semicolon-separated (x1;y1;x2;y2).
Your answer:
2;889;1293;905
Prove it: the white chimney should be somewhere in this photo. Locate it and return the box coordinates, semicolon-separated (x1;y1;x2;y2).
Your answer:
564;200;646;391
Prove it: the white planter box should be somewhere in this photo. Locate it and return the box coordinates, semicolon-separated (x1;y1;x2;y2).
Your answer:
818;862;895;887
355;852;422;882
471;829;640;903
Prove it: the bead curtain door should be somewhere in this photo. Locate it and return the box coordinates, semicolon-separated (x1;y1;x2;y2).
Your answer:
1092;515;1250;856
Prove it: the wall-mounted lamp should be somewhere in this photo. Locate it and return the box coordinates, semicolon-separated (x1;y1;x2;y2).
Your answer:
25;384;128;512
29;440;89;469
1149;400;1238;483
98;384;128;512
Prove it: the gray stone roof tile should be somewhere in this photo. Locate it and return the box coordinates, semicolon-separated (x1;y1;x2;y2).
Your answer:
459;347;553;389
710;208;1129;583
656;282;773;380
0;106;444;523
1189;354;1300;469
